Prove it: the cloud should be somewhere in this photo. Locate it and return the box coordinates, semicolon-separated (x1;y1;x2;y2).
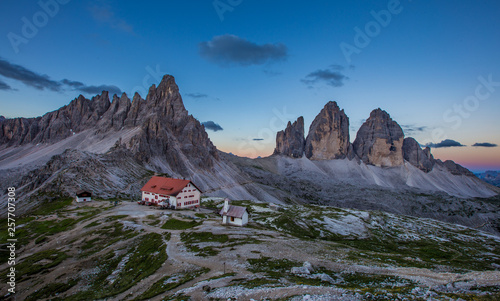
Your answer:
472;142;498;147
263;69;282;76
186;93;209;99
425;139;465;148
88;3;135;34
0;57;62;91
401;124;428;135
252;138;264;141
0;79;13;91
202;121;223;132
199;34;288;66
62;79;121;95
0;57;121;95
301;65;348;87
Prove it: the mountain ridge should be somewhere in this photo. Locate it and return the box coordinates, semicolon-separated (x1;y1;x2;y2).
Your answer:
274;101;477;177
1;74;499;235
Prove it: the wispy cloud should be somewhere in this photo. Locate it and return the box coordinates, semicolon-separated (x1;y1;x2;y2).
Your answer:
185;92;209;99
199;34;288;66
301;65;348;88
401;124;428;135
0;57;62;91
472;142;498;147
0;79;13;91
0;57;122;95
263;69;282;76
88;2;135;34
202;121;223;132
425;139;465;148
62;79;121;95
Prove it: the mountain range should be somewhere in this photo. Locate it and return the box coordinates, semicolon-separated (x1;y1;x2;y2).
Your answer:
475;171;500;187
1;74;499;234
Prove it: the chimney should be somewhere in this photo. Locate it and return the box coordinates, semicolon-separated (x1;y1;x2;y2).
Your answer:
223;198;230;213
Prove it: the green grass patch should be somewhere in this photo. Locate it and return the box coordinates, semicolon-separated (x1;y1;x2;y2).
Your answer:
206;272;237;281
230;277;281;288
145;214;161;226
64;250;125;300
180;232;260;257
135;268;209;300
14;249;68;282
105;215;128;222
194;213;208;219
162;293;192;301
109;233;168;294
25;280;77;301
247;256;299;278
273;214;320;239
161;218;201;230
68;233;168;300
84;221;101;228
34;235;48;244
181;232;230;257
79;222;139;258
31;196;73;216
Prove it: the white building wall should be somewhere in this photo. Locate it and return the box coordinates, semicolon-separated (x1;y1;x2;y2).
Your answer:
174;183;201;209
76;196;91;202
142;182;200;209
142;191;169;205
226;211;248;226
241;211;248;225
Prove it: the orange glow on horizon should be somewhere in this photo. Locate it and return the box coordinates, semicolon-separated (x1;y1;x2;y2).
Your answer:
431;146;500;171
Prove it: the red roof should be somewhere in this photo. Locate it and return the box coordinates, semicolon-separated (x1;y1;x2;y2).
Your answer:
141;176;200;196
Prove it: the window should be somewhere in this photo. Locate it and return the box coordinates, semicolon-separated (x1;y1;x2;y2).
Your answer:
230;217;235;222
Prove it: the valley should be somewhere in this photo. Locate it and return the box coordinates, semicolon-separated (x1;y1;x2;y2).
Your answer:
1;197;499;300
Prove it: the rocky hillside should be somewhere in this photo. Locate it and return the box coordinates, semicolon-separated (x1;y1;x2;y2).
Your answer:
0;75;217;172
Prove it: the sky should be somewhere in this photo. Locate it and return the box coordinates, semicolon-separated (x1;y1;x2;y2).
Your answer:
0;0;499;172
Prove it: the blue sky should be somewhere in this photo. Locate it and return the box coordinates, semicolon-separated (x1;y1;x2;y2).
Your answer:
1;0;499;171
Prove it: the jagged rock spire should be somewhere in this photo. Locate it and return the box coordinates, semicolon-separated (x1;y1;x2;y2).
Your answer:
305;101;350;160
274;116;305;158
352;108;405;167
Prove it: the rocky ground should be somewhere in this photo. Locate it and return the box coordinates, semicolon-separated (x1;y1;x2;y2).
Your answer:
1;197;499;300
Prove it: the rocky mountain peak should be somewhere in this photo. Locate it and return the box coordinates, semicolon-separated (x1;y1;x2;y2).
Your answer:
353;108;404;167
0;74;218;172
144;75;187;121
305;101;350;160
274;116;305;158
402;137;435;172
